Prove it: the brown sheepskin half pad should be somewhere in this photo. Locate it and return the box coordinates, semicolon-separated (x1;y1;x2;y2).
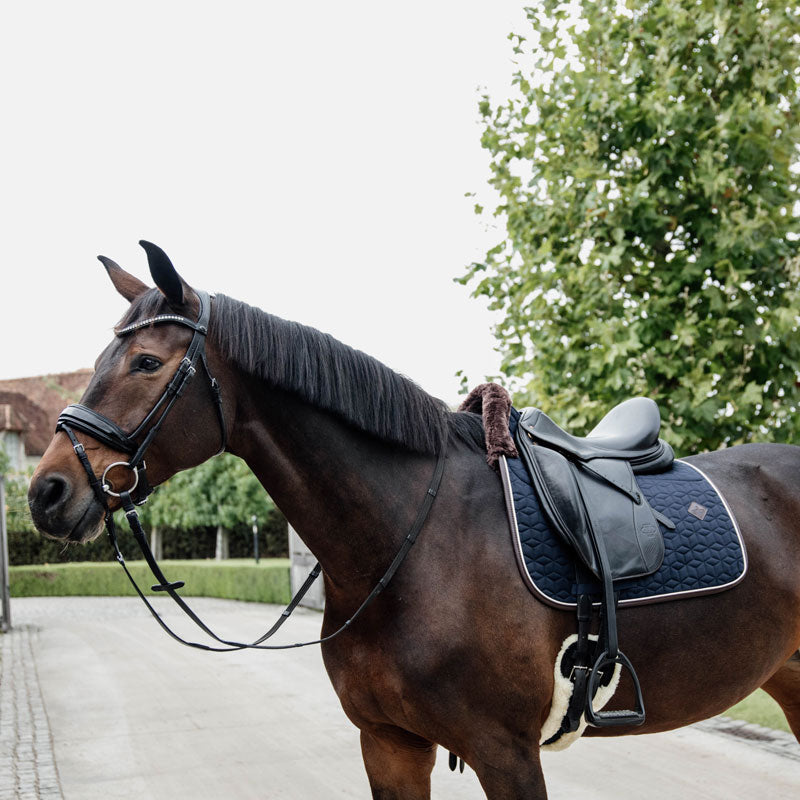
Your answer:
457;383;518;468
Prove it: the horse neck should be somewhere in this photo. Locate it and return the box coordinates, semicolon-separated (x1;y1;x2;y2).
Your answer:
226;377;437;593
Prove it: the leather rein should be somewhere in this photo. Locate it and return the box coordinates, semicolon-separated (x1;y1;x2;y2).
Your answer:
55;292;447;651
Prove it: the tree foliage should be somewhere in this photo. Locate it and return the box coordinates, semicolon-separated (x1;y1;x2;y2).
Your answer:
462;0;800;452
137;453;275;531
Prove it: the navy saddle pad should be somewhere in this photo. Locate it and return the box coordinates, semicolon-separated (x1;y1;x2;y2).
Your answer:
500;412;747;608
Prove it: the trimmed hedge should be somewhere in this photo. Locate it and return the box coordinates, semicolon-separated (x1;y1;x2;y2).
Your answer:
10;559;291;604
7;506;289;566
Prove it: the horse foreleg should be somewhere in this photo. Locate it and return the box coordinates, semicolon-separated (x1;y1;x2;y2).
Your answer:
761;651;800;743
471;747;548;800
359;726;437;800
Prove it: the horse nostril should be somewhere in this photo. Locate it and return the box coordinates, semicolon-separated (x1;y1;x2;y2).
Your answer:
38;474;71;512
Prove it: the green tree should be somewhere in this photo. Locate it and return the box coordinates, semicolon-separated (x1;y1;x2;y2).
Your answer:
138;453;277;557
139;453;274;529
462;0;800;452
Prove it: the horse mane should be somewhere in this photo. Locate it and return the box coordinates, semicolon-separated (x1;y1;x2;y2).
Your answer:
118;289;486;456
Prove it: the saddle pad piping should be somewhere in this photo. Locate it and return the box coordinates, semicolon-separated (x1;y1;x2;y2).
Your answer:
499;456;748;610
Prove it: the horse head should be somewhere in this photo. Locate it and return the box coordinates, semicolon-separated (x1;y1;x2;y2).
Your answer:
28;242;229;543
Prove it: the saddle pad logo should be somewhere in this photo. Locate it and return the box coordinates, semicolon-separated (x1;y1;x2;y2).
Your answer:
687;501;708;520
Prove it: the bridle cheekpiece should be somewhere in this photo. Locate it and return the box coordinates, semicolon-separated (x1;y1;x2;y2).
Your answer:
56;289;226;506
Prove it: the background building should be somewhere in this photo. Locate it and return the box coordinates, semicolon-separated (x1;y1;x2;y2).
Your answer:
0;370;91;469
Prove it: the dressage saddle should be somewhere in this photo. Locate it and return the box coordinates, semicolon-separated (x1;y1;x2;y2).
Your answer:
517;398;675;581
515;397;675;730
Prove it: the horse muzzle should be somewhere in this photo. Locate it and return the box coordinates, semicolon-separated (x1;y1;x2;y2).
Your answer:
28;470;106;543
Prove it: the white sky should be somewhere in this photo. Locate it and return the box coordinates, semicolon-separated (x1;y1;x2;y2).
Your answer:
0;1;530;406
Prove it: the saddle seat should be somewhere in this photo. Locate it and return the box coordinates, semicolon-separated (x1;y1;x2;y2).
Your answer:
519;397;674;473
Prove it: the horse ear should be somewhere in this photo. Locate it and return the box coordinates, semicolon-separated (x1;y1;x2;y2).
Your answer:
139;240;185;307
98;256;149;302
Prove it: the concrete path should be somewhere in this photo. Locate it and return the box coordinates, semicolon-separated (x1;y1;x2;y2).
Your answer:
2;596;799;799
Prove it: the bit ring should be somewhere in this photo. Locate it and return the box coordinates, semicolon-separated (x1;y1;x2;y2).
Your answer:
101;461;139;497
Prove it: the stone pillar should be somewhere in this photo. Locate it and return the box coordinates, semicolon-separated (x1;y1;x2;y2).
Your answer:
288;525;325;610
150;526;163;561
215;525;229;560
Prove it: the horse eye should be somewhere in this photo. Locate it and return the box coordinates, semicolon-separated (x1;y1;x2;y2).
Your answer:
133;355;162;373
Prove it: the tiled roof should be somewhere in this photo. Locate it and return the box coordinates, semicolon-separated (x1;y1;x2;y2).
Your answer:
0;370;92;456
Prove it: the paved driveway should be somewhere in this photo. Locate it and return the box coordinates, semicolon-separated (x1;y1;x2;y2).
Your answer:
2;596;799;799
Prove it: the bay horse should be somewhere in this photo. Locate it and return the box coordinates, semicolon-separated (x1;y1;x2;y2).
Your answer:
28;243;800;798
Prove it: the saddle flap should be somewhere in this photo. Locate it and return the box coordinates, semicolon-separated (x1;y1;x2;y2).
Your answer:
515;427;665;582
573;461;665;579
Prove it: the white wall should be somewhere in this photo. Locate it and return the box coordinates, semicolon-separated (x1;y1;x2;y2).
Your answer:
0;431;25;473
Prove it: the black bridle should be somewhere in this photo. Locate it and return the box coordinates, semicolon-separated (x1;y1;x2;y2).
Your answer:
55;291;447;651
57;290;226;506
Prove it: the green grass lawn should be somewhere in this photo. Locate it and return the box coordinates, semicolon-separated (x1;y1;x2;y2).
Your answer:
9;558;291;605
724;689;790;733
